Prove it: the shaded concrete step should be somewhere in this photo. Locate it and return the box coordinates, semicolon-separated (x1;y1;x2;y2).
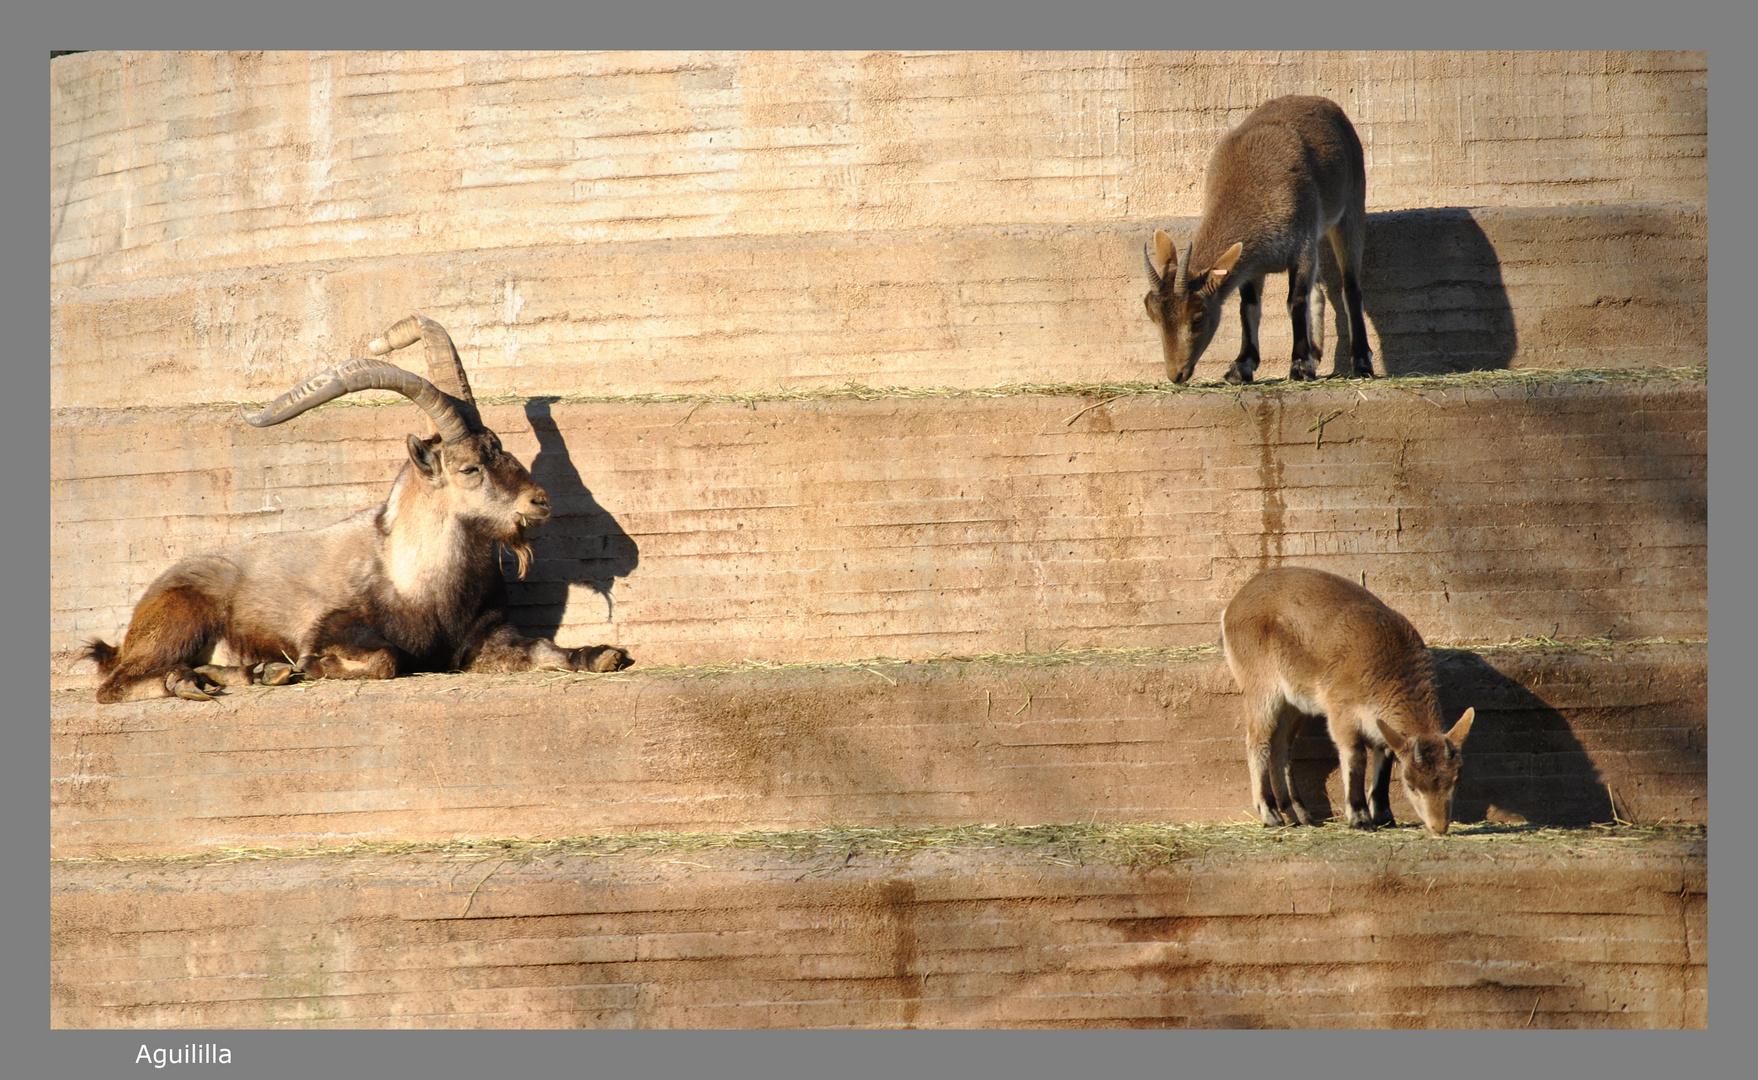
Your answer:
51;204;1705;406
51;373;1707;672
51;51;1705;291
50;642;1705;857
49;825;1707;1029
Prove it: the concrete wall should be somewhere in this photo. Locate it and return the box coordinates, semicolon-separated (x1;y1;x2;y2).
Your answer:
50;51;1707;280
51;51;1707;402
53;377;1707;670
51;837;1707;1028
49;203;1707;406
47;50;1712;1032
50;643;1706;857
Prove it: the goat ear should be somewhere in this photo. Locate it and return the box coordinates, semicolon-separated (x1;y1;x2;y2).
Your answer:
1154;230;1177;277
1445;707;1476;748
1209;242;1243;281
407;434;442;481
1375;718;1410;756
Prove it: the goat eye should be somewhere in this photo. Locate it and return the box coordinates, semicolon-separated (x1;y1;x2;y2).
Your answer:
459;465;480;476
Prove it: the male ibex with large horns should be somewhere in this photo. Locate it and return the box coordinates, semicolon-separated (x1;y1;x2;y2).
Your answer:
1144;95;1375;384
84;315;631;703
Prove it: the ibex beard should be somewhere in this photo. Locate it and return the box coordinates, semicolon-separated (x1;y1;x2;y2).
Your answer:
84;314;632;703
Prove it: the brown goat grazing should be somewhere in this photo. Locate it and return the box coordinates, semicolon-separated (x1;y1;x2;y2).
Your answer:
1221;567;1474;834
1144;95;1374;385
84;314;632;703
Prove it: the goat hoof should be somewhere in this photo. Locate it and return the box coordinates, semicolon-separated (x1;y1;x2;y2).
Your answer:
165;673;216;701
1224;365;1252;385
573;645;632;673
256;662;299;686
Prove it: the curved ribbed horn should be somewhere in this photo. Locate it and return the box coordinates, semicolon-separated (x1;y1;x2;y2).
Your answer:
1171;246;1188;292
368;314;482;436
240;357;472;444
1142;243;1165;292
369;314;475;403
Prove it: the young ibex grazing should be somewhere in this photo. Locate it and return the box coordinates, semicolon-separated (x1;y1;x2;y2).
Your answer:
1144;95;1374;384
1221;567;1474;834
84;314;632;703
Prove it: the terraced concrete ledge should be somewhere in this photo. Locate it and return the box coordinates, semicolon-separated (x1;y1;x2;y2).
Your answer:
50;824;1707;1029
53;370;1707;670
51;640;1705;856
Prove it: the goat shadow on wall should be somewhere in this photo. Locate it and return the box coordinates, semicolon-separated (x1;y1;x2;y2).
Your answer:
1288;650;1615;826
1320;208;1517;375
502;397;639;639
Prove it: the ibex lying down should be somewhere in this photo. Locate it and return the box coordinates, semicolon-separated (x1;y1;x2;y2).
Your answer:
1144;95;1374;384
1221;567;1474;834
84;315;631;703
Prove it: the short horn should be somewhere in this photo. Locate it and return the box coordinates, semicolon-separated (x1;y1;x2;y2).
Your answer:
1143;243;1165;291
241;357;472;444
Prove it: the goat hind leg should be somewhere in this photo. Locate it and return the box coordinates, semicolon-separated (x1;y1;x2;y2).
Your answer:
95;583;226;703
98;666;218;703
1327;223;1374;376
1268;704;1315;825
1245;694;1290;826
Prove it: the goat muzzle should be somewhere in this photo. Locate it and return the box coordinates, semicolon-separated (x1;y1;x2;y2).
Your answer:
516;489;552;530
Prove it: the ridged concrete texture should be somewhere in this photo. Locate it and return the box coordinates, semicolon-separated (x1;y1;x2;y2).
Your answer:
48;50;1712;1032
48;203;1706;405
50;833;1706;1029
51;50;1706;402
53;375;1706;672
50;643;1705;858
51;51;1707;281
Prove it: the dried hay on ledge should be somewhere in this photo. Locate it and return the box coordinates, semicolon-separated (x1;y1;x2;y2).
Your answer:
56;821;1705;873
193;365;1707;416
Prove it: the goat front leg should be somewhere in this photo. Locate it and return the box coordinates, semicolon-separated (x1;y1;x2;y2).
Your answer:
299;624;404;681
1333;729;1377;829
193;662;301;688
467;624;632;674
301;647;400;681
1366;744;1396;827
1223;275;1267;385
1287;255;1320;381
